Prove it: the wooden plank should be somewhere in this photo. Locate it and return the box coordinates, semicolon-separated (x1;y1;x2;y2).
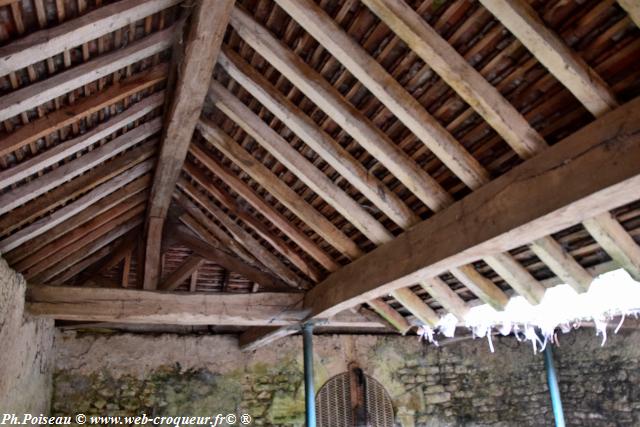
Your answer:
0;65;167;158
229;7;452;211
144;0;235;290
189;269;198;292
0;141;155;237
367;299;411;335
361;0;548;159
177;177;306;289
23;204;146;279
4;178;148;265
0;159;154;252
121;252;132;288
530;236;592;292
189;143;339;272
174;225;290;291
218;48;419;229
484;253;545;304
617;0;640;29
419;277;470;320
274;0;489;190
304;97;640;318
50;245;116;286
26;285;307;326
32;217;143;283
583;213;640;281
159;255;204;291
0;25;176;122
183;162;323;283
197;119;364;260
210;81;393;245
0;93;163;191
449;265;509;311
480;0;618;117
0;0;179;75
390;288;439;327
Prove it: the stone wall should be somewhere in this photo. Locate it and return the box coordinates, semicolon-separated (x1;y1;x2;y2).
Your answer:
51;327;640;426
0;257;55;413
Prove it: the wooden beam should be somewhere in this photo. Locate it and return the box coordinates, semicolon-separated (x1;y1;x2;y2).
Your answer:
0;0;179;76
0;65;167;158
617;0;640;29
449;265;509;311
189;143;339;272
583;213;640;281
361;0;547;159
419;278;469;320
274;0;489;190
197;119;364;260
4;178;148;265
304;97;640;318
189;268;199;292
530;236;592;292
479;0;618;117
177;178;306;289
121;252;132;288
0;93;163;191
229;6;452;211
50;245;116;286
183;162;322;283
0;25;175;122
367;299;411;334
26;285;306;326
159;255;205;291
0;118;161;214
0;158;154;252
209;81;393;245
390;288;439;327
174;225;290;291
144;0;235;290
217;48;419;228
0;142;155;237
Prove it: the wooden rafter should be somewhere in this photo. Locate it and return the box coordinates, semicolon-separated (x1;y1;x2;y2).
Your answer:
143;0;235;290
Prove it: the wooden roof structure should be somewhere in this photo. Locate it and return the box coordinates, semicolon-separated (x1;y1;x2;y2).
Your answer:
1;0;639;349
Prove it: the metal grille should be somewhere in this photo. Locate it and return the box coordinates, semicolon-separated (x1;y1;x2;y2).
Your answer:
316;372;394;427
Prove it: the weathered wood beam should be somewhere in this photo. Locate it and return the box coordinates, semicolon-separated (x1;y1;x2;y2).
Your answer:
229;6;452;211
210;81;393;245
0;0;179;76
390;288;439;327
0;142;155;237
159;255;205;291
183;162;322;283
217;48;419;229
361;0;547;159
26;285;307;326
449;265;509;311
274;0;488;190
4;179;148;265
143;0;235;290
305;97;640;318
121;251;132;288
0;65;166;158
177;177;306;289
617;0;640;29
367;299;411;334
419;277;469;320
0;25;176;122
0;157;154;252
197;119;363;260
479;0;618;117
174;225;290;291
0;118;160;215
530;237;593;293
0;93;163;191
189;143;339;272
50;245;116;286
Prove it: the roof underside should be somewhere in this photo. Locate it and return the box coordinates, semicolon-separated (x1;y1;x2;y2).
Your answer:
1;0;639;337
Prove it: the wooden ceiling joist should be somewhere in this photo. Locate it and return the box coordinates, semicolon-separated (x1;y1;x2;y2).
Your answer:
616;0;640;29
229;6;453;212
26;285;306;326
143;0;235;290
217;48;419;229
210;81;393;246
183;161;322;283
0;0;180;76
305;97;640;318
0;25;176;122
159;255;204;291
419;277;470;320
188;143;340;272
0;156;154;252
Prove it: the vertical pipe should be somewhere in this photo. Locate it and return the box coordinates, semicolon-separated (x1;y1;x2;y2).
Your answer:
303;323;316;427
543;342;566;427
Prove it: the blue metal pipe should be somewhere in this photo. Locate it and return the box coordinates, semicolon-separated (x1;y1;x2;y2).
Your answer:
543;342;566;427
302;323;316;427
